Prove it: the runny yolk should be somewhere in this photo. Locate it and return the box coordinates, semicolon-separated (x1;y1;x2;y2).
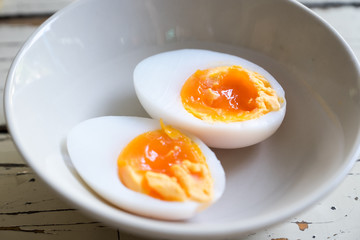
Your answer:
180;65;282;122
117;121;213;202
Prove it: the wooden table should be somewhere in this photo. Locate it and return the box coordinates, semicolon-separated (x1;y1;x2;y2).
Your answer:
1;0;360;239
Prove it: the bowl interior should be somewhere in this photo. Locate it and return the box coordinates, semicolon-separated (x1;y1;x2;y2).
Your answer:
5;0;360;239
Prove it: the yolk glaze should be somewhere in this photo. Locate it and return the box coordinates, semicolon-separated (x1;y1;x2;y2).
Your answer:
117;121;213;202
180;65;282;122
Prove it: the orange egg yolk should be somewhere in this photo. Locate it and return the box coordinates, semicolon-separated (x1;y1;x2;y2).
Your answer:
117;121;213;202
180;65;282;122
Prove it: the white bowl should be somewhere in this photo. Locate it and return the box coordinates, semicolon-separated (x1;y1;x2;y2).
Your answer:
4;0;360;239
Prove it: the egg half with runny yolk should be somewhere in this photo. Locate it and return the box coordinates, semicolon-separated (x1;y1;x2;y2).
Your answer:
67;116;225;220
134;49;286;148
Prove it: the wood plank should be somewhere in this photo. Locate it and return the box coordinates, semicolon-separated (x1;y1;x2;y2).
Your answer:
0;3;360;239
0;16;49;25
0;0;74;16
0;130;358;239
0;135;119;240
242;160;360;239
0;225;118;240
0;0;359;17
0;24;38;125
303;0;360;1
0;4;359;129
302;0;360;7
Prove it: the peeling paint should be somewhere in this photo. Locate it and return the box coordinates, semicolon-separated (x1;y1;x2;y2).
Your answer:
295;221;309;231
28;178;36;182
0;208;76;215
0;163;27;168
15;171;31;176
0;226;46;234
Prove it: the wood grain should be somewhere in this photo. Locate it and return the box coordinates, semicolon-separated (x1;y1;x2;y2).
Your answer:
0;0;73;16
0;135;119;239
0;1;360;239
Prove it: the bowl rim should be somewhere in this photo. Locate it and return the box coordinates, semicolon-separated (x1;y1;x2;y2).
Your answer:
3;0;360;238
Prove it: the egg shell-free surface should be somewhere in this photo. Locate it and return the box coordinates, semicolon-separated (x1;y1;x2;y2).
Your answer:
134;49;286;148
66;116;225;220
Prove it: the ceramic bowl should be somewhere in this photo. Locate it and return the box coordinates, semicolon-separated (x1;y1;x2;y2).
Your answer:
4;0;360;239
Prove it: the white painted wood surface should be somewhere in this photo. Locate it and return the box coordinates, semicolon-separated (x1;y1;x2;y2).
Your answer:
0;1;360;239
0;0;73;16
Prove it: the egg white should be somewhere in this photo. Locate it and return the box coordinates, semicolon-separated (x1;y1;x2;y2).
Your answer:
134;49;286;148
67;116;225;220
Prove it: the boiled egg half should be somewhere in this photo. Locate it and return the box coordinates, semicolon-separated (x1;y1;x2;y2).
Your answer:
67;116;225;220
134;49;286;148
